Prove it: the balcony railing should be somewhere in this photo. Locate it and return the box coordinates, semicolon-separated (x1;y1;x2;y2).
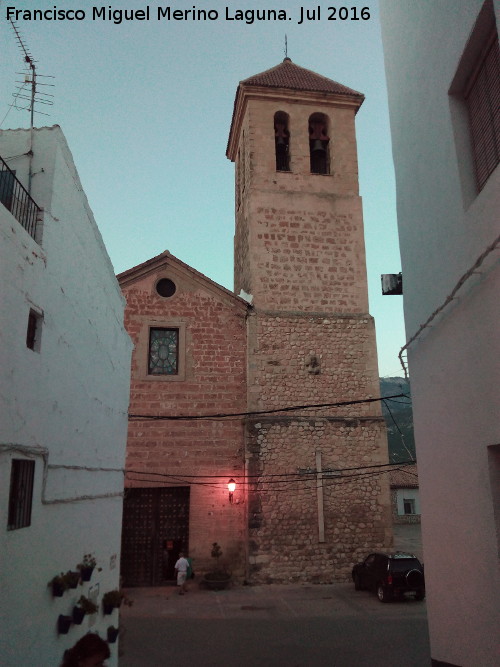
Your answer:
0;155;41;240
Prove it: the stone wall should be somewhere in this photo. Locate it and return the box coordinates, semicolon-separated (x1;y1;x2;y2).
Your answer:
247;417;392;583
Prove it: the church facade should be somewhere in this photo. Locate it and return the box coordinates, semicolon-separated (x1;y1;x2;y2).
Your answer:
119;60;392;585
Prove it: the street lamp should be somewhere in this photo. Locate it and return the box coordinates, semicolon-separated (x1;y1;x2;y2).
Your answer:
228;478;236;504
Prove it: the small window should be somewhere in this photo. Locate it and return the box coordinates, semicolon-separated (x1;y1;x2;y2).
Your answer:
403;498;416;515
26;309;42;351
309;113;330;174
148;327;179;375
156;278;176;298
8;459;35;530
274;111;290;171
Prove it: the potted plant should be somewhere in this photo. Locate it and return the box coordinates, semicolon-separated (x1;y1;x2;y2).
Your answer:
76;595;98;615
57;614;72;634
107;625;119;643
72;604;86;625
64;570;80;589
202;543;231;590
49;573;68;597
77;554;98;582
102;589;133;615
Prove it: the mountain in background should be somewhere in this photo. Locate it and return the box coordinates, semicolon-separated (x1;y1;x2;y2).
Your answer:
379;377;416;463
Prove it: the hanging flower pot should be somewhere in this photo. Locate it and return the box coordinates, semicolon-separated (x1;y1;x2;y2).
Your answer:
72;606;86;625
65;571;80;589
77;554;98;582
57;615;72;635
79;566;94;582
49;574;68;598
107;626;119;644
77;595;98;615
102;590;132;615
103;602;115;615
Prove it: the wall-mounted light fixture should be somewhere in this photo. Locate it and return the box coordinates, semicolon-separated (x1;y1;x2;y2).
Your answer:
228;478;236;504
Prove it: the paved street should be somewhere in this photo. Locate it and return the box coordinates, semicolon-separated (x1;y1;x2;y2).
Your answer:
119;581;430;666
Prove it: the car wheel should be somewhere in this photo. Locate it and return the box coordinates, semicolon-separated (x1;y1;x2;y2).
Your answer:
376;583;391;602
354;574;362;591
415;590;425;601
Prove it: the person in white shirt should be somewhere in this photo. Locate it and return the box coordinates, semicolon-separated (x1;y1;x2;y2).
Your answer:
174;552;189;595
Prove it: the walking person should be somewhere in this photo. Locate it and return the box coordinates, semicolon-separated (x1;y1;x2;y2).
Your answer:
174;551;189;595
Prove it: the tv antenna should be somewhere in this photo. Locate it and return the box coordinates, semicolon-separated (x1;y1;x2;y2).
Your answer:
10;19;55;126
8;19;54;193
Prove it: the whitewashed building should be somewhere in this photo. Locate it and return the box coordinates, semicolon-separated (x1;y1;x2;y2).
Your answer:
380;2;500;666
0;126;132;666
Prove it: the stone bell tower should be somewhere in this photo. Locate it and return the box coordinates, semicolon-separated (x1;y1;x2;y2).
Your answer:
227;59;392;583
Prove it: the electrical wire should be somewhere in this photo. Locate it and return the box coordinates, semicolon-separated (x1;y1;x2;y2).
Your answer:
128;393;409;421
125;465;412;494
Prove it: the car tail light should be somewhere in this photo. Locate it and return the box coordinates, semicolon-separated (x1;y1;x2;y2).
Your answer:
386;574;393;585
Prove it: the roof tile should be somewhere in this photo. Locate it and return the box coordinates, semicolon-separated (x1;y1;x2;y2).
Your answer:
241;58;364;98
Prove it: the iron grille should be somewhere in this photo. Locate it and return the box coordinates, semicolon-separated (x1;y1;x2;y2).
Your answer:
0;156;41;240
8;459;35;530
465;34;500;191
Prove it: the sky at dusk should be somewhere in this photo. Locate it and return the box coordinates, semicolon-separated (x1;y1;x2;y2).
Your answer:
0;0;406;377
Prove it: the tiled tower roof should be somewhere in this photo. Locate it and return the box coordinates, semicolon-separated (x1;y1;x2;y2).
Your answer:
227;59;364;160
240;58;364;98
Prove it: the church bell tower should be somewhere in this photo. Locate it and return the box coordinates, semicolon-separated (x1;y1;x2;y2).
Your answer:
227;59;392;583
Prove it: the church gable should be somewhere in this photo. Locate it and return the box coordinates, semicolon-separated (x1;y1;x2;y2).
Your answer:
118;251;248;385
118;249;248;311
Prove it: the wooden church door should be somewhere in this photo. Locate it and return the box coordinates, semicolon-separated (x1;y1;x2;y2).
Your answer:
120;486;190;586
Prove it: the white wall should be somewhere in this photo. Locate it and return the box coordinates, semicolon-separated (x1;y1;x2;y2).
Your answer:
379;2;500;666
0;127;132;666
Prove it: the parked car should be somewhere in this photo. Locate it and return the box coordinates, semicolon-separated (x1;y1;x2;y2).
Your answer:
352;552;425;602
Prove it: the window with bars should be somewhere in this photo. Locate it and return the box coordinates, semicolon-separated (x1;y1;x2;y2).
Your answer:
148;327;179;375
465;31;500;191
7;459;35;530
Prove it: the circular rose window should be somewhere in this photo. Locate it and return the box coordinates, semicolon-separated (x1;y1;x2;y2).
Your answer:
156;278;176;298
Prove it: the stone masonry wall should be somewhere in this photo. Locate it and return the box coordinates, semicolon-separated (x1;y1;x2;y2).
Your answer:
247;312;381;415
247;417;392;583
122;264;248;576
245;311;392;583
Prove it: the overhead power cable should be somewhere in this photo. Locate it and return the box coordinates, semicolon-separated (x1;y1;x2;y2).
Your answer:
128;393;409;421
125;463;415;493
125;460;414;481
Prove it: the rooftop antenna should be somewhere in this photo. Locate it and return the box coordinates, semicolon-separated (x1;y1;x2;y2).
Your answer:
9;19;54;194
284;34;288;60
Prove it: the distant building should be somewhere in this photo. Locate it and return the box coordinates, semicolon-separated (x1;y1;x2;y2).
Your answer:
380;1;499;665
389;465;420;524
0;126;132;667
119;59;393;585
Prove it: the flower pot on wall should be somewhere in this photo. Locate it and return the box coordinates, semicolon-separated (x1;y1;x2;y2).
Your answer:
72;606;86;625
66;571;80;589
57;615;72;635
107;626;119;643
79;566;94;582
52;581;66;597
103;603;115;615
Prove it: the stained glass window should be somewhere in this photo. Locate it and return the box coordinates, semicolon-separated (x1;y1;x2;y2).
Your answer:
148;328;179;375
